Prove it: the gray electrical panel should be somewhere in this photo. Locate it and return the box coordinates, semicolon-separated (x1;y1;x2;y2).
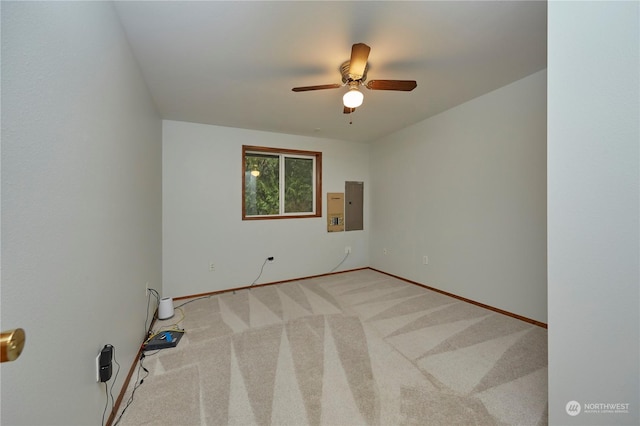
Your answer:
345;181;364;231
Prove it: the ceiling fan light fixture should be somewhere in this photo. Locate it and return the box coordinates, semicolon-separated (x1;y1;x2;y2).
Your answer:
343;87;364;108
291;43;416;113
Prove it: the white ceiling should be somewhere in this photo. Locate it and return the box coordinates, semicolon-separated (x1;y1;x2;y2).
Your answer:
114;1;547;143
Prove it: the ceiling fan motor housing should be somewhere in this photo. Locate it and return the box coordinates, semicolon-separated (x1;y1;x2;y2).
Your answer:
290;43;416;112
341;60;368;84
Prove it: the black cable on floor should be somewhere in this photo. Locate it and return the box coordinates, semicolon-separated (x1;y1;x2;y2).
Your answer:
102;382;109;426
112;353;150;426
330;251;349;273
250;257;269;287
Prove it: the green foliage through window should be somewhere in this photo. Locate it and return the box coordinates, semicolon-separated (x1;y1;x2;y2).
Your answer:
243;146;321;219
285;157;313;213
245;154;279;216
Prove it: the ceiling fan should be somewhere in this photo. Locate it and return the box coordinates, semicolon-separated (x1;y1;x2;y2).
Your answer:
292;43;417;114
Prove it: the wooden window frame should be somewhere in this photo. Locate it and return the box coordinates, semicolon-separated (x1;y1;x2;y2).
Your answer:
242;145;322;220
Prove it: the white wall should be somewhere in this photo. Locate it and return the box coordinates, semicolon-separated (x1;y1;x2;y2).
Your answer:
162;120;370;298
1;2;162;425
370;70;547;323
548;1;639;424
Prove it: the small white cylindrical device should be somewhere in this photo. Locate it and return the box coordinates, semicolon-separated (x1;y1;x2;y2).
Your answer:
158;297;175;320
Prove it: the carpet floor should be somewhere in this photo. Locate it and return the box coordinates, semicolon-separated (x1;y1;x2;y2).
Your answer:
114;269;547;425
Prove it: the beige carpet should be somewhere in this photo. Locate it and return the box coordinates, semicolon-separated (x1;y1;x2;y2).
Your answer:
114;269;547;425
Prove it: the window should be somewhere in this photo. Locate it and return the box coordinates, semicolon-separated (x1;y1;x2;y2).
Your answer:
242;145;322;220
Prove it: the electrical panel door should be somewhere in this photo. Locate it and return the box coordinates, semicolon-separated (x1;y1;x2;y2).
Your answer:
345;181;364;231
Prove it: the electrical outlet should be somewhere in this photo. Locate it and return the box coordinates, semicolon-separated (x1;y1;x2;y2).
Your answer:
423;255;429;265
209;262;215;272
345;246;352;254
95;353;101;382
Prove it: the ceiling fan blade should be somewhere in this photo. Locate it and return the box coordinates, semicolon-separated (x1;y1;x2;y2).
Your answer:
343;106;355;114
348;43;370;79
366;80;417;91
292;84;342;92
